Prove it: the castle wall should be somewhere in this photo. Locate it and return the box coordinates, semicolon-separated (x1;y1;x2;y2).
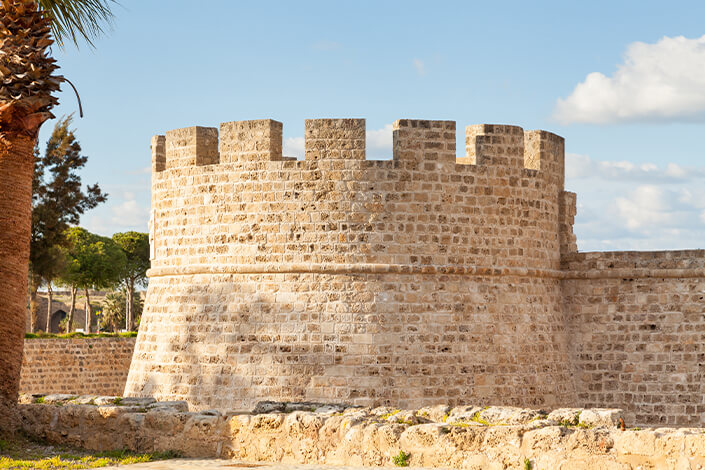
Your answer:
562;250;705;427
127;116;704;425
126;118;578;410
20;337;136;396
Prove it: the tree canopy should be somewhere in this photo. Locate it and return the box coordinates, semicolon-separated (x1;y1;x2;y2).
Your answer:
112;232;149;287
30;116;106;279
60;227;126;291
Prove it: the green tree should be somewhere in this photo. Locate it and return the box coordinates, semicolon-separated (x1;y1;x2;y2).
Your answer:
100;287;143;333
112;232;149;331
0;0;115;432
29;116;107;332
59;227;125;333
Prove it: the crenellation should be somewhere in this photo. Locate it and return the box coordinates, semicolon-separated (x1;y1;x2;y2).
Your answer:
131;115;704;427
151;135;165;172
465;124;525;170
219;119;283;163
392;119;456;166
304;118;366;161
559;190;577;255
165;126;219;169
524;129;565;187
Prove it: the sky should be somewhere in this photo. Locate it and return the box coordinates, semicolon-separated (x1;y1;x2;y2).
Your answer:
39;0;705;252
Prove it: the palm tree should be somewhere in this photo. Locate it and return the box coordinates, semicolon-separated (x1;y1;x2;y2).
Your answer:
0;0;114;433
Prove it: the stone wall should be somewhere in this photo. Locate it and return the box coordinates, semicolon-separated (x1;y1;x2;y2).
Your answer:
124;116;704;427
20;337;136;396
563;250;705;427
126;118;578;411
18;397;705;469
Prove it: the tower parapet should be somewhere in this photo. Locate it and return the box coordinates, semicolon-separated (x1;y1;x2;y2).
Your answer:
220;119;283;163
305;118;366;161
164;126;219;170
126;116;578;411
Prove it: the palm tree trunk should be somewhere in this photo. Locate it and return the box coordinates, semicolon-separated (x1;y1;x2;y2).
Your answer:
0;132;35;432
67;286;77;333
45;282;53;333
84;288;92;334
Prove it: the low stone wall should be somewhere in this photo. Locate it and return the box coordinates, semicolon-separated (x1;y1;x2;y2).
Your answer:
19;397;705;469
19;337;136;396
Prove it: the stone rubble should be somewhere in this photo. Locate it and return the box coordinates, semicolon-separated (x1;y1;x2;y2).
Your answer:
18;396;705;469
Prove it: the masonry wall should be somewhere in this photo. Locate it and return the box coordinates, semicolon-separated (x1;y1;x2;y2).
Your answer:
126;116;705;426
562;250;705;427
20;337;136;396
126;119;578;411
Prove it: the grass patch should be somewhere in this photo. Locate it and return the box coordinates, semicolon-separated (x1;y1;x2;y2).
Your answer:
524;457;532;470
0;432;177;469
25;332;137;340
392;450;411;467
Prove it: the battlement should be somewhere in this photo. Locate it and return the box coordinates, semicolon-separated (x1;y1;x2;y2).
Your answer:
152;118;565;180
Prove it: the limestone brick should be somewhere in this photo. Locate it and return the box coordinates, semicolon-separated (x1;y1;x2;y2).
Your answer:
20;337;135;396
122;116;704;429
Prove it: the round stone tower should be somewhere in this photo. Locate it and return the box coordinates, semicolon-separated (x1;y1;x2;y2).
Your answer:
125;118;578;410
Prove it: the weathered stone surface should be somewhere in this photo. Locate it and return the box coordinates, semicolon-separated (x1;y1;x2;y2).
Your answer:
579;409;623;428
117;117;704;430
20;337;135;396
19;399;705;469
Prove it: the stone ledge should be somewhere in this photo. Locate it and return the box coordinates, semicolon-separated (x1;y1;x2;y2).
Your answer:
18;397;705;469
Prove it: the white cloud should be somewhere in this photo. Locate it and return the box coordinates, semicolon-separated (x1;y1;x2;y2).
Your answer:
83;191;150;237
614;185;676;230
109;191;149;230
568;156;705;251
366;124;393;159
555;34;705;124
110;198;149;229
565;153;702;182
283;137;304;159
413;58;426;76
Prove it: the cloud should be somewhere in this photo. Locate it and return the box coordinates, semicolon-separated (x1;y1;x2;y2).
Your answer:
110;192;149;229
554;34;705;124
283;137;304;159
366;123;393;159
565;153;703;182
413;58;426;76
567;155;705;251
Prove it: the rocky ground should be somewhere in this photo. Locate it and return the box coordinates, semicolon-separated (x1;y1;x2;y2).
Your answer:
16;395;705;469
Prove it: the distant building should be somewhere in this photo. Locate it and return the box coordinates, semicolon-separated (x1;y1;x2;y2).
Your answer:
27;290;107;333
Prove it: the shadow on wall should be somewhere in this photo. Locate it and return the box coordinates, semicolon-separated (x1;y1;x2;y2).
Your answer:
129;272;576;412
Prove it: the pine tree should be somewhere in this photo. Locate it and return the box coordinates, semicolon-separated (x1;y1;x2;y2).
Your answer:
29;116;107;332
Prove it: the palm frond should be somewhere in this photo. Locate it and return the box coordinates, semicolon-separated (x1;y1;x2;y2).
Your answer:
37;0;117;49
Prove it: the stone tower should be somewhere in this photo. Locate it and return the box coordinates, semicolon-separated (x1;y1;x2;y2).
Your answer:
125;118;579;411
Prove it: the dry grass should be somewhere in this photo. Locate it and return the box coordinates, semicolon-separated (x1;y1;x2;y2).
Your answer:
0;432;177;469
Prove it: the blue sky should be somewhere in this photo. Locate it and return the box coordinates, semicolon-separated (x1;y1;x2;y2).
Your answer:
39;0;705;251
